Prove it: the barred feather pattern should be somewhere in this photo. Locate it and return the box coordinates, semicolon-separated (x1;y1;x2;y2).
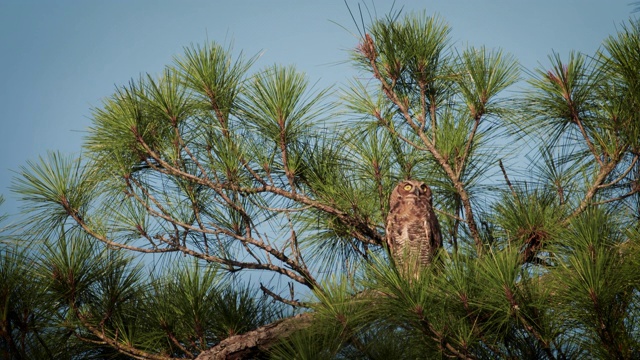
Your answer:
386;180;442;269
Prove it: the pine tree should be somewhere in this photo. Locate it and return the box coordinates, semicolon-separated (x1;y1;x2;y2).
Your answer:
4;9;640;360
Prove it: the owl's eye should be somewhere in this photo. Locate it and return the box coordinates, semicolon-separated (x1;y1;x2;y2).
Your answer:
420;184;428;191
403;184;413;191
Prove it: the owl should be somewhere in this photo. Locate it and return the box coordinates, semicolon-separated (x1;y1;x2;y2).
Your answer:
386;180;442;270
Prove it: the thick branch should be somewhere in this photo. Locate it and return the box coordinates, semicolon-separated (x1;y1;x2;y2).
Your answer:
195;313;313;360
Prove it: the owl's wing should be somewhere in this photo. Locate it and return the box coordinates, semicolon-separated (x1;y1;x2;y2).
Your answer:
385;213;395;253
421;218;432;247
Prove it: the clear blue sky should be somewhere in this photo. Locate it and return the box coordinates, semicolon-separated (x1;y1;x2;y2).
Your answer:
0;0;632;213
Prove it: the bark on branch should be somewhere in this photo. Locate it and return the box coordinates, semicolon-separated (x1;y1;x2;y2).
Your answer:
195;313;313;360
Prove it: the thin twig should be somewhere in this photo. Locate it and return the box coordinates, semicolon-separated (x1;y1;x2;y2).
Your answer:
260;283;309;308
499;159;517;198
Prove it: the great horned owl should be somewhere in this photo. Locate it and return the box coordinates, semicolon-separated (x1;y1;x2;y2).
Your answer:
386;180;442;269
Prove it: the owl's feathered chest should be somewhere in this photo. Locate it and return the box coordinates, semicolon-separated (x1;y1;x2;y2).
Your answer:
387;198;430;238
390;197;429;218
386;195;436;250
385;181;442;268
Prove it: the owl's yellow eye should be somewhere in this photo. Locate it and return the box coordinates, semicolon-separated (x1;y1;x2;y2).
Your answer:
403;184;413;191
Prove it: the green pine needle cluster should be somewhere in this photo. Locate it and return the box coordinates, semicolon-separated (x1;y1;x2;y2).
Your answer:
3;9;640;360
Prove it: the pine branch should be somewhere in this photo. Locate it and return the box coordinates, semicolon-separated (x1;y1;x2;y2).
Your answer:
195;313;313;360
360;32;484;253
259;283;309;308
563;161;617;224
74;311;176;360
133;129;384;246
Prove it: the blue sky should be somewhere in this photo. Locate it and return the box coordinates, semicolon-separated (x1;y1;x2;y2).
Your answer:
0;0;633;213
